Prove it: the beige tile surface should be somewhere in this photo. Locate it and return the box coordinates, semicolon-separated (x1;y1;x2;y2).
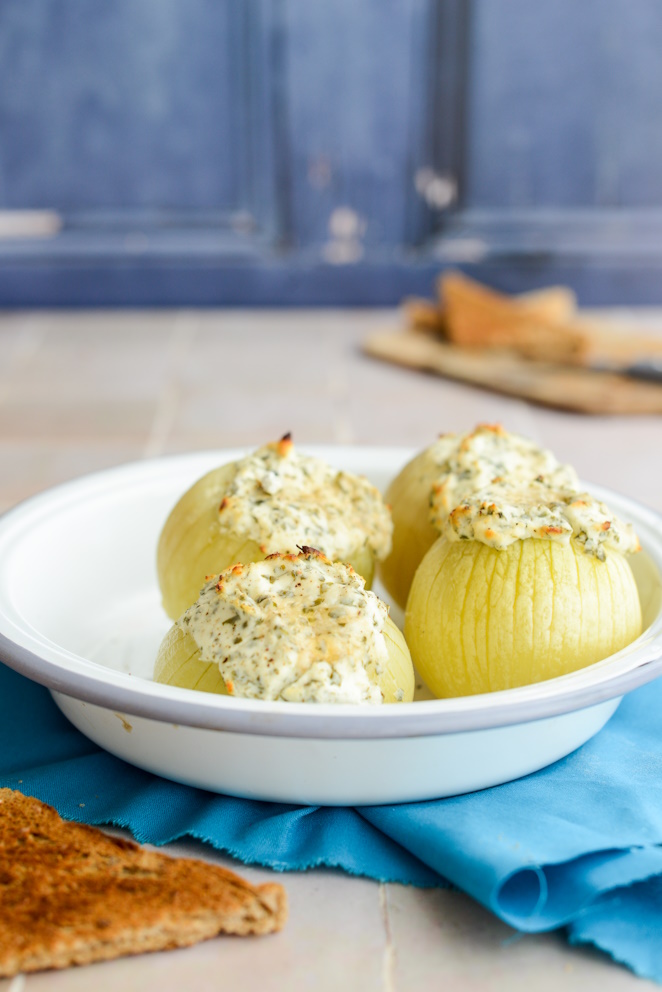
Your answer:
387;886;659;992
0;308;660;991
0;440;146;513
1;842;656;992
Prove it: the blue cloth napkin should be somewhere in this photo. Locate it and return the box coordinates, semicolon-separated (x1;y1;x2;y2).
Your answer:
3;661;662;983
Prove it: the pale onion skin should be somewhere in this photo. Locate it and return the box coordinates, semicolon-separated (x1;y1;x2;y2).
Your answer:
378;448;443;609
153;623;228;695
157;464;377;620
154;615;415;704
405;537;642;698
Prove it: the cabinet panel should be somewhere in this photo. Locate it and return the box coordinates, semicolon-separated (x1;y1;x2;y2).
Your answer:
464;0;662;210
0;0;278;229
282;0;427;249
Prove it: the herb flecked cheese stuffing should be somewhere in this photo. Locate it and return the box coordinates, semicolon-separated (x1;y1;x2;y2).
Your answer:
217;437;392;561
178;550;389;704
427;424;640;560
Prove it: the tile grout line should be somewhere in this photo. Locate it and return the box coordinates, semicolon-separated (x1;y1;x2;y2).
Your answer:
379;883;397;992
0;318;46;406
327;353;355;445
143;315;198;460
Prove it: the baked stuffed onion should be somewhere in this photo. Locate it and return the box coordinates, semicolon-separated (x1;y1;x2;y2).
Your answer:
405;479;642;697
379;424;578;608
157;435;392;619
154;548;415;705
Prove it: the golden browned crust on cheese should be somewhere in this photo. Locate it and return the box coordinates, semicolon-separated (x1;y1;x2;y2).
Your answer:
0;789;287;977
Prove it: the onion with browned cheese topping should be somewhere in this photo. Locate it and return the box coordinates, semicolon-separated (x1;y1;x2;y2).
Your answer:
154;549;414;705
157;435;393;620
399;425;643;697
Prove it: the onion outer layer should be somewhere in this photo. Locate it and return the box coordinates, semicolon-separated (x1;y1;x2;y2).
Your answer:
404;537;643;698
153;623;228;695
378;448;443;609
153;615;415;704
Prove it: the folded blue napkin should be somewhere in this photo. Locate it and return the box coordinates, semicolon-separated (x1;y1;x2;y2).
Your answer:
3;660;662;983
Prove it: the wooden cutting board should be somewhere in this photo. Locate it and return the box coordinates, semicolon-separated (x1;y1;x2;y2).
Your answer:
364;330;662;415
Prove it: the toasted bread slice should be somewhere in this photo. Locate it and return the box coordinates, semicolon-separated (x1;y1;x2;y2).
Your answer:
439;271;588;364
0;789;286;976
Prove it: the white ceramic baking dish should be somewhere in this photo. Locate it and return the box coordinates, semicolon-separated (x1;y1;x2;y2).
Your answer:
0;447;661;806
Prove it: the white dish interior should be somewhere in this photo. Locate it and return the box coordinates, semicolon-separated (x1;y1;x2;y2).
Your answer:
0;447;661;804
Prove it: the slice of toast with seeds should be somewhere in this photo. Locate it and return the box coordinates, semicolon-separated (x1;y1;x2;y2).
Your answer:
0;789;286;976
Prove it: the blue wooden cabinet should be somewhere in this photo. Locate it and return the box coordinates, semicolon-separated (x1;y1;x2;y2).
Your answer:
1;0;661;305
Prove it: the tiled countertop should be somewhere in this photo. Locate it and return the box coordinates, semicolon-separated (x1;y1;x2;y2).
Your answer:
1;308;661;991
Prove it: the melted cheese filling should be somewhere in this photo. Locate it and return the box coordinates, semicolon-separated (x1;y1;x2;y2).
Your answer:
427;425;639;558
217;440;392;561
178;552;389;704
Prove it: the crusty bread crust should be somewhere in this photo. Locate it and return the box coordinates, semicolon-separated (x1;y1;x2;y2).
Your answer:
0;789;287;976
